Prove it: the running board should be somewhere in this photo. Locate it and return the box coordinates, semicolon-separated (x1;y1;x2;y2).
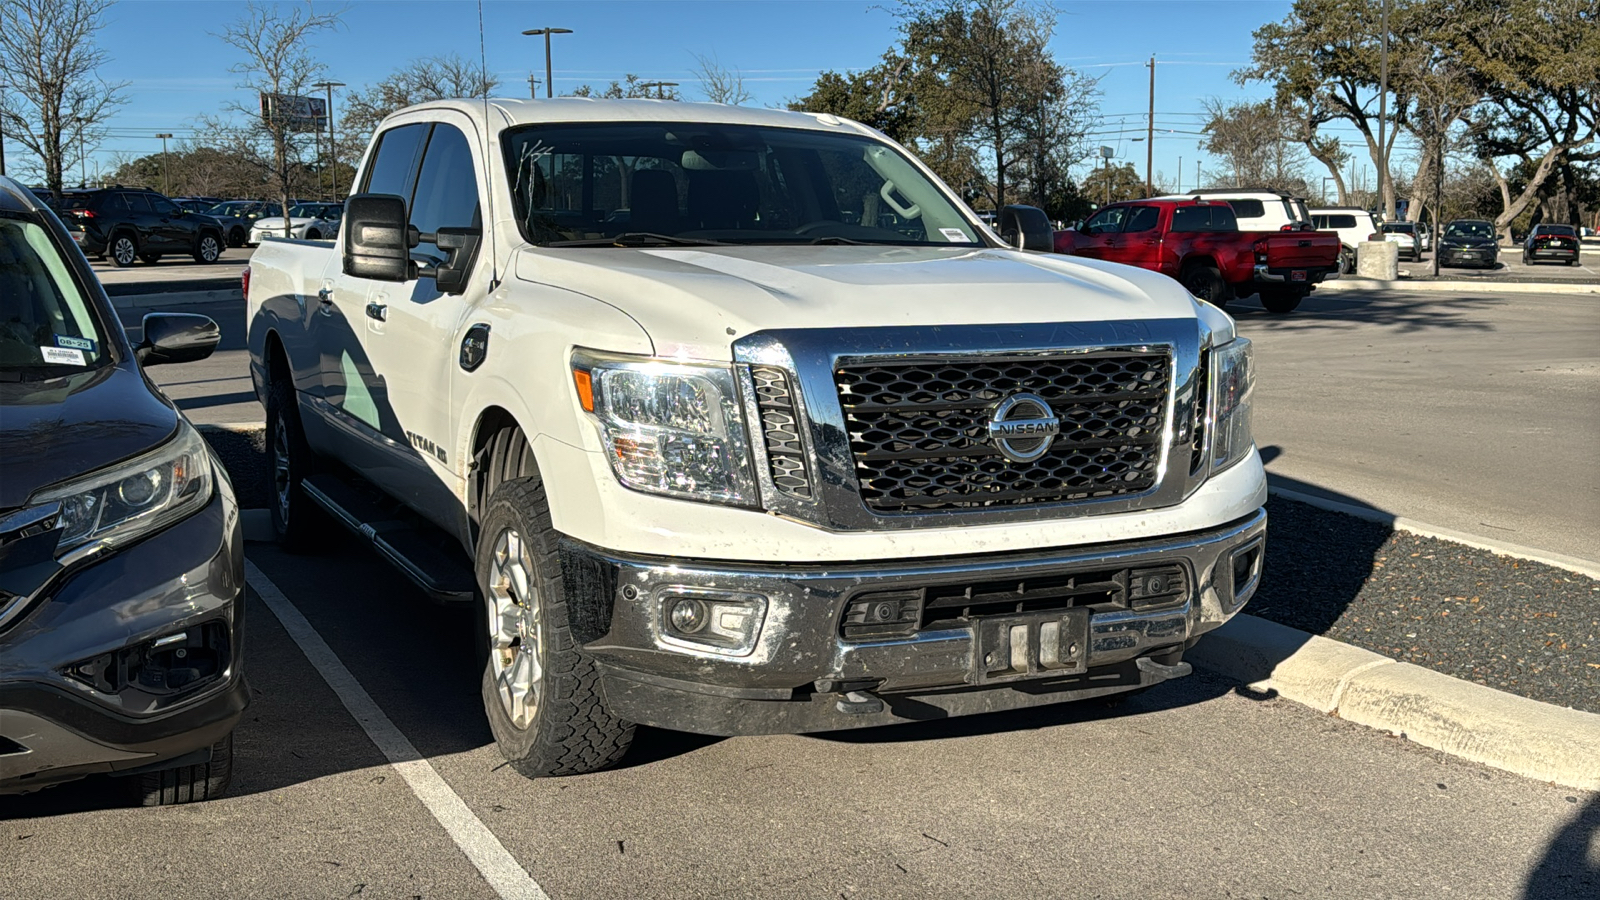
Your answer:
301;474;477;604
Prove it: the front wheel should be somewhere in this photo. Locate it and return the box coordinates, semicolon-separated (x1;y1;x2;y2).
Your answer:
193;233;221;263
129;732;233;806
266;372;329;551
1259;289;1304;314
477;476;635;778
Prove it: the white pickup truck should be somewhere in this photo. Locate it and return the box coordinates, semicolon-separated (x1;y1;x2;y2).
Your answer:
246;99;1267;777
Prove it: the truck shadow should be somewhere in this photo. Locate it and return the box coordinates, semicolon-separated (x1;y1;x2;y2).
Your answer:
1227;289;1498;334
1524;793;1600;899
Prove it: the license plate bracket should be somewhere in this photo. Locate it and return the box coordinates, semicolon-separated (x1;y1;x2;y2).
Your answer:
1291;269;1307;282
970;608;1091;685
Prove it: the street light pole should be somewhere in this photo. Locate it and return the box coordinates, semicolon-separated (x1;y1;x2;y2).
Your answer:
521;28;573;99
313;81;345;199
155;133;173;195
1378;0;1391;219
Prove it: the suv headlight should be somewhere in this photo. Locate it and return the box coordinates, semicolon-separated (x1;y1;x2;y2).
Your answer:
572;350;757;507
32;420;215;558
1211;337;1254;473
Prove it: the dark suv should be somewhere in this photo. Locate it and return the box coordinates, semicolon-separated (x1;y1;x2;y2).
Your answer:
0;175;246;804
57;187;226;267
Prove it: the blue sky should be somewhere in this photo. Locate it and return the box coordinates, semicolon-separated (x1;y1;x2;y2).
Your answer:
50;0;1384;191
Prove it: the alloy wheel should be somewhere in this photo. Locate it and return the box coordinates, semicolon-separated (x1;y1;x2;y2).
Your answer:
200;236;219;262
272;413;293;525
114;237;136;266
487;527;542;730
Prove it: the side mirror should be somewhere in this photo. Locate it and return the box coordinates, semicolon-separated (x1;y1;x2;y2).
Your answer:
998;205;1054;252
343;193;417;282
137;313;219;366
425;226;482;295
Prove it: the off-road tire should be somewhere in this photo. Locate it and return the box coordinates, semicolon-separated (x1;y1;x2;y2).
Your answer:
477;475;635;777
110;233;138;267
266;369;329;551
1180;264;1230;308
1259;289;1304;315
1337;247;1354;275
194;233;221;264
130;732;233;806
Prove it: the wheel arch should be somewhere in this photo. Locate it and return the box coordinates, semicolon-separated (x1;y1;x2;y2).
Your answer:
467;406;540;551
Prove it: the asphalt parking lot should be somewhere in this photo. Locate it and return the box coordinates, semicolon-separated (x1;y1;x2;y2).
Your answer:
3;281;1596;899
1389;244;1600;283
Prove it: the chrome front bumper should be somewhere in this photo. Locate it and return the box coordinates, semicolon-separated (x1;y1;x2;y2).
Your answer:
570;507;1267;735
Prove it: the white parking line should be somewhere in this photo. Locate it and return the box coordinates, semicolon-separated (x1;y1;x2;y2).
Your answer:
244;559;549;900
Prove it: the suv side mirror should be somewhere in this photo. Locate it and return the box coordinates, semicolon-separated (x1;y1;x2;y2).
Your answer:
137;313;219;366
998;205;1054;251
343;193;417;282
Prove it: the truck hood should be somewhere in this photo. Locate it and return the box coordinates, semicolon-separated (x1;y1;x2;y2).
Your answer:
0;365;178;510
514;245;1201;360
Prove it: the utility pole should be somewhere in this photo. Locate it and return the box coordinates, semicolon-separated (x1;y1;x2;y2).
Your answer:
1196;159;1202;192
0;81;7;177
313;81;345;199
155;133;173;196
522;28;573;99
1177;155;1182;193
527;74;539;99
74;117;88;185
1378;0;1391;219
1432;123;1443;276
1145;56;1155;197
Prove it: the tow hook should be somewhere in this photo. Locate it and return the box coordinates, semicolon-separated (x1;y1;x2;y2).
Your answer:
1135;656;1193;680
816;678;886;716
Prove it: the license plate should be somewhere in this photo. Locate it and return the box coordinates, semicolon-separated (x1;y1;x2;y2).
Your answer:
70;232;83;242
971;609;1090;684
1291;270;1307;282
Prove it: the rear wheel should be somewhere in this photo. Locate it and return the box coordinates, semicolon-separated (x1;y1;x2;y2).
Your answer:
266;366;330;551
129;732;233;806
193;233;221;264
477;474;635;778
1337;247;1354;275
1180;265;1230;308
1259;289;1303;315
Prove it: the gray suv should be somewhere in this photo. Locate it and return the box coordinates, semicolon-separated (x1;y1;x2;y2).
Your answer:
0;176;247;804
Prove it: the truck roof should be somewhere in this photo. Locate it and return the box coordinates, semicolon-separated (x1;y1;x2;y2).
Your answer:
385;97;878;139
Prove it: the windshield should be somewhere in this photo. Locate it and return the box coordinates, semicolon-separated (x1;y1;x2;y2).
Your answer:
1535;225;1576;237
1381;223;1414;233
1445;221;1494;238
502;122;985;247
288;204;339;218
0;216;111;378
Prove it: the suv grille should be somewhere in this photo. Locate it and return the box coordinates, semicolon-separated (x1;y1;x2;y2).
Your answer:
834;353;1171;512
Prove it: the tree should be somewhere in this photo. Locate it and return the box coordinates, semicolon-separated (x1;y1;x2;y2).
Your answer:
788;58;919;144
1080;163;1147;206
1200;98;1310;194
569;74;681;100
692;54;751;106
341;54;498;146
0;0;126;197
215;1;342;238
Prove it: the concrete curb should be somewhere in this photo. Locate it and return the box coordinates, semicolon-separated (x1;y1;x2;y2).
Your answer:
1190;614;1600;791
1320;278;1600;294
1267;483;1600;580
110;288;240;310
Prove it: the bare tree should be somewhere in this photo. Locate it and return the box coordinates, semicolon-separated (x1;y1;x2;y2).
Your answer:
215;1;342;238
692;53;752;106
0;0;126;197
342;54;498;145
1200;98;1310;194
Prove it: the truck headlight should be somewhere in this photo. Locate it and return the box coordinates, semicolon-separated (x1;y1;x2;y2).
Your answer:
1211;337;1254;473
32;420;215;558
572;350;757;507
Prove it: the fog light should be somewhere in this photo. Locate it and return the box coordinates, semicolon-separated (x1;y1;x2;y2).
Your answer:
658;588;767;656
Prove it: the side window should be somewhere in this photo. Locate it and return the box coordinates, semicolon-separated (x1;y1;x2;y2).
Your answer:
409;123;481;242
1170;206;1206;233
99;193;127;213
1330;215;1356;229
1123;206;1159;233
123;193;152;213
149;196;179;215
362;123;429;198
1084;207;1126;235
1228;199;1265;220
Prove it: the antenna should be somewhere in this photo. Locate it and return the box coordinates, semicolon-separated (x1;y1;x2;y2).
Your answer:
478;0;500;291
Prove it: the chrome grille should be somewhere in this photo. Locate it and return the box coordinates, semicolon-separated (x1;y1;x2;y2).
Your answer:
1189;351;1210;475
751;365;813;499
833;352;1171;512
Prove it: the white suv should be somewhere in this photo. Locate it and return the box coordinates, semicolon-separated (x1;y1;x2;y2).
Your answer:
1310;207;1381;274
1157;189;1314;233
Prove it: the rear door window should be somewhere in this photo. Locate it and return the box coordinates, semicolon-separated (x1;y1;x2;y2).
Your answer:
1329;214;1357;229
149;195;179;215
123;193;153;213
1170;205;1236;233
1226;199;1265;220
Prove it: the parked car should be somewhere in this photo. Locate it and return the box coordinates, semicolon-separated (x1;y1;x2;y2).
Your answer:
0;175;245;804
1438;219;1500;269
55;187;225;268
249;202;344;244
1156;189;1316;233
206;200;282;248
1380;221;1423;261
1055;197;1340;312
172;196;222;214
1522;223;1581;266
1309;207;1382;274
246;99;1267;777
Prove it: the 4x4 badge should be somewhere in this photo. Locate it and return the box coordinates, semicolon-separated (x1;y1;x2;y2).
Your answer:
987;393;1060;463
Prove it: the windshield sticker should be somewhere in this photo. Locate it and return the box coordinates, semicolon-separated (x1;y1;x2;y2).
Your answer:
940;228;971;243
40;346;86;365
54;334;96;351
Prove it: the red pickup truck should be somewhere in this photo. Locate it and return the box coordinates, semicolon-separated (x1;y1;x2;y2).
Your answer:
1053;198;1340;314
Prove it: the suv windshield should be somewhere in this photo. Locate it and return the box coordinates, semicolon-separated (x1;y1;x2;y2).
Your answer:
0;216;110;377
1445;221;1494;238
502;122;985;247
288;204;339;218
1381;222;1415;233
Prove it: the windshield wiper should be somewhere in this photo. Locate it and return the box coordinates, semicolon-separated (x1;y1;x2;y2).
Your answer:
548;232;730;248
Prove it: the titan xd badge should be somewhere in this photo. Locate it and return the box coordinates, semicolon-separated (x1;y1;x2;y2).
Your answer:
987;393;1060;463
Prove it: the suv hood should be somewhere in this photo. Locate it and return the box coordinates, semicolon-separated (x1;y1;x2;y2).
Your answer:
514;245;1202;360
0;365;178;510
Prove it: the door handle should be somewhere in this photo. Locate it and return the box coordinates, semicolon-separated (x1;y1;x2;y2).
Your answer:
317;287;333;305
365;302;387;322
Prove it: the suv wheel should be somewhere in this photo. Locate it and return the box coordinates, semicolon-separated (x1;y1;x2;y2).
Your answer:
228;227;246;247
110;233;138;267
477;475;635;777
193;233;221;264
129;732;233;806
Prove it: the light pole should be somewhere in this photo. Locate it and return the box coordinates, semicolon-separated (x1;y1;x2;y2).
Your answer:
639;81;679;100
74;117;88;185
1378;0;1391;219
312;81;344;199
521;28;573;99
0;81;8;178
155;133;173;195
